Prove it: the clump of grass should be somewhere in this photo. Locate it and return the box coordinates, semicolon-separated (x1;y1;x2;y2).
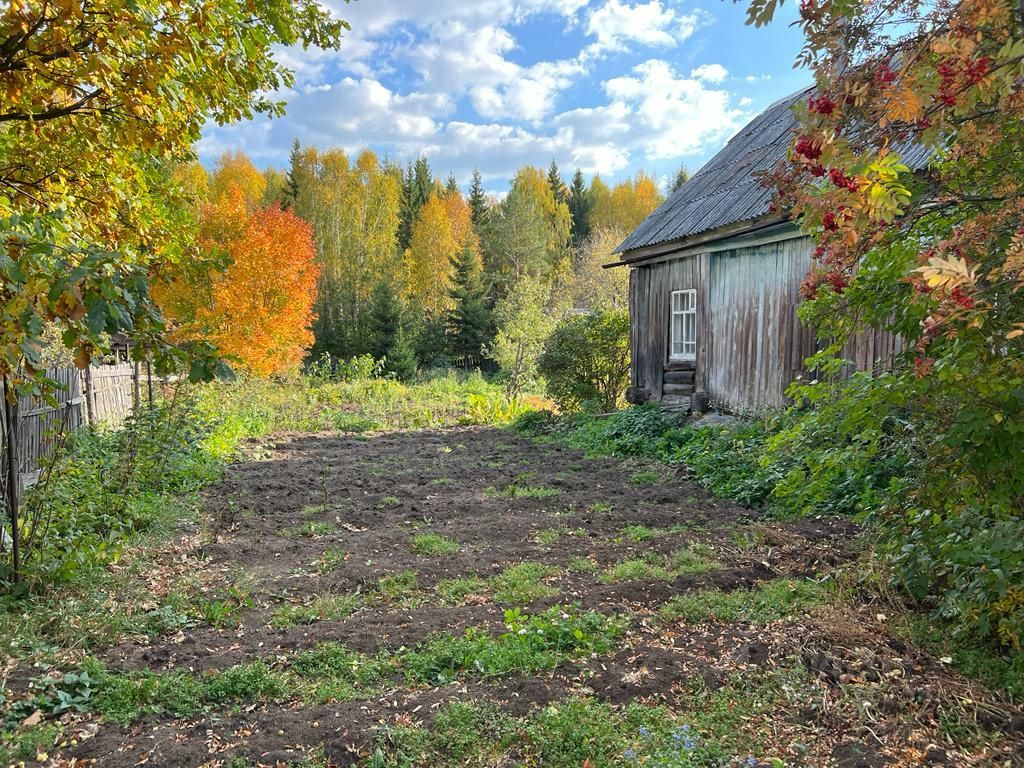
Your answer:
589;501;612;514
399;607;625;686
379;495;401;508
660;579;831;624
601;557;673;583
669;545;720;575
410;533;460;556
491;562;560;604
270;593;361;628
280;521;334;538
290;642;390;703
621;524;667;542
436;576;489;605
301;504;328;518
486;484;562;499
377;571;420;601
567;556;598;574
535;527;564;546
600;546;719;583
313;547;347;573
630;469;662;485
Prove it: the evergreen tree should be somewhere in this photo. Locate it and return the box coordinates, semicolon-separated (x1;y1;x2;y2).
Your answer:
468;168;488;229
670;163;691;194
398;158;434;252
444;172;459;197
446;245;494;369
284;138;302;209
568;168;592;246
386;327;419;381
367;280;403;360
547;159;566;205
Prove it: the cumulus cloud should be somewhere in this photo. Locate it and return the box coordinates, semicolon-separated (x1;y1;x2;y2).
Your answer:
585;0;707;54
690;63;728;83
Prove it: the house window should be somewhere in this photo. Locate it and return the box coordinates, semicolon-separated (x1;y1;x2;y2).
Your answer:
670;289;697;361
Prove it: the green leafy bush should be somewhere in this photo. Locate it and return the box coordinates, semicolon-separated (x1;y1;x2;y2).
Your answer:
537;309;630;412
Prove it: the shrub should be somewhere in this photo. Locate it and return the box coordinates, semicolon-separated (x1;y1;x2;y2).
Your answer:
537;309;630;412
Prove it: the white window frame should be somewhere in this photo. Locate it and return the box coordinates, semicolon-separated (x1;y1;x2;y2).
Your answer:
669;289;697;361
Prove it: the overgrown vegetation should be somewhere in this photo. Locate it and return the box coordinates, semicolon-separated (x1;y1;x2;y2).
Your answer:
519;400;1024;666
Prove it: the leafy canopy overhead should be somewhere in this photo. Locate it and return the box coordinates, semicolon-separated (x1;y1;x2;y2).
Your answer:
0;0;344;386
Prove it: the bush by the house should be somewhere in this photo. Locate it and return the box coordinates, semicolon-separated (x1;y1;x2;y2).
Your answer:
537;309;630;413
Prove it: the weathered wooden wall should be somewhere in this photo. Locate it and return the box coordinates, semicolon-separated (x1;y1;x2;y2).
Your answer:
629;234;903;413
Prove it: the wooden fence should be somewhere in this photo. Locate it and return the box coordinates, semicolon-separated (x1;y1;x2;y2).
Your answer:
0;363;145;495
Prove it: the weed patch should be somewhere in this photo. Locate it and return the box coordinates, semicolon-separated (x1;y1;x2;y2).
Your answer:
491;562;560;605
409;533;459;557
660;579;831;624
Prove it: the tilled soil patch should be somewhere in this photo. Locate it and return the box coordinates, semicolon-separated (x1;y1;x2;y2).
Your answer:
29;426;1020;767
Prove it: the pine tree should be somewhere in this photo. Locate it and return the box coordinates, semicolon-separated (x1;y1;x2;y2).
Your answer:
568;168;592;246
446;244;494;369
284;138;302;209
670;163;691;194
444;173;459;197
367;280;403;361
547;159;566;205
468;168;488;229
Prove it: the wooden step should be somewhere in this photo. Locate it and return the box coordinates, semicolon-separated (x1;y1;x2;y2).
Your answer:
660;395;691;412
663;383;693;396
663;370;695;386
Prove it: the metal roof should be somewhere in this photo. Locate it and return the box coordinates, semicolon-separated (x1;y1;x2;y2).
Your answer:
615;87;933;256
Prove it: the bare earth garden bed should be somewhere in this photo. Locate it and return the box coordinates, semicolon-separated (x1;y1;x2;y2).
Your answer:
7;427;1023;767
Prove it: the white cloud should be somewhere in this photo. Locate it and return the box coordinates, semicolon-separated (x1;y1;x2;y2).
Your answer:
585;0;707;54
602;59;744;159
402;24;584;122
690;63;728;83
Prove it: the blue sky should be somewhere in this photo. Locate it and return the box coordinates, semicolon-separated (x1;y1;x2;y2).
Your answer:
198;0;809;195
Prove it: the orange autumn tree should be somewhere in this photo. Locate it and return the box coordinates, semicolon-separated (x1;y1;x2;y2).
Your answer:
159;184;319;376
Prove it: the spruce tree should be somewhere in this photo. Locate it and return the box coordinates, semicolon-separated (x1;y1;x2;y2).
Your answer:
547;159;566;205
568;168;592;246
670;163;691;194
284;138;302;209
444;173;459;197
446;245;494;369
468;168;488;229
397;162;416;252
386;328;419;381
367;280;403;361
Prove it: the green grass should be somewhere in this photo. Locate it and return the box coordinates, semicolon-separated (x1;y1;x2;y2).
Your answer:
486;483;562;499
313;547;347;573
600;547;720;583
436;576;489;605
398;606;625;686
491;562;560;605
567;556;598;574
410;533;460;556
630;469;662;485
660;579;831;624
379;495;401;508
376;571;421;601
270;593;361;628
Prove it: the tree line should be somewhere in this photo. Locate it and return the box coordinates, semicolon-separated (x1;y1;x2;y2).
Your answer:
161;146;683;389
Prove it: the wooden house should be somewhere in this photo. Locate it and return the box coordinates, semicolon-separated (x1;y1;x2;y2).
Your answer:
612;89;920;413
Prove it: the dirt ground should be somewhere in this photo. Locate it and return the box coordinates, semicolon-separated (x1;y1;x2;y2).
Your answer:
63;427;1023;767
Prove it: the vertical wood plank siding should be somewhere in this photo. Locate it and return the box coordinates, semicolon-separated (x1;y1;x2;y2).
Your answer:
630;235;901;412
